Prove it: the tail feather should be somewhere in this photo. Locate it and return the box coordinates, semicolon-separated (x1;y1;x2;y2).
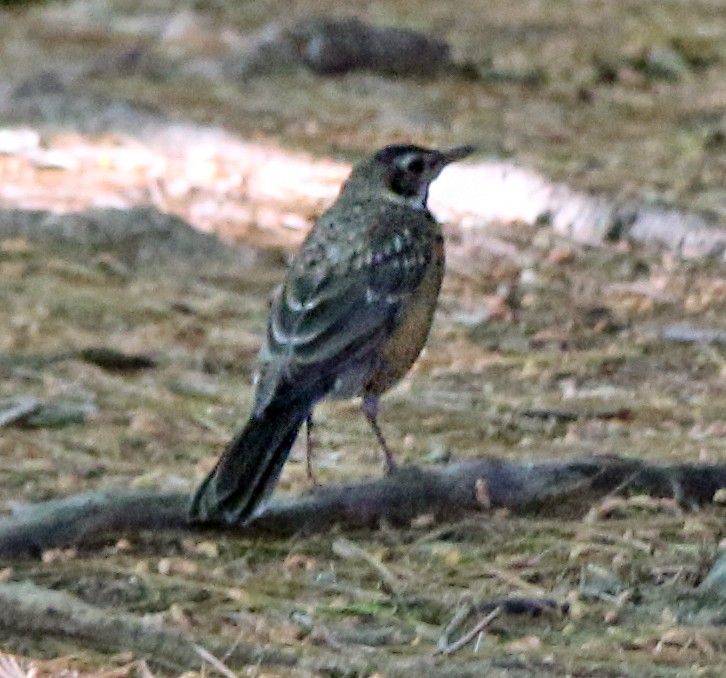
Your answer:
188;400;309;524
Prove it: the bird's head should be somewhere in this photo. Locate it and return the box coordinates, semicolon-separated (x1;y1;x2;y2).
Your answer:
344;144;476;208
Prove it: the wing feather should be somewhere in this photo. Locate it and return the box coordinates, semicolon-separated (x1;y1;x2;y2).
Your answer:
254;205;437;411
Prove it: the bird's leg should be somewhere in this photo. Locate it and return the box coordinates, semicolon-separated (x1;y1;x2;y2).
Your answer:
305;414;320;487
361;394;397;474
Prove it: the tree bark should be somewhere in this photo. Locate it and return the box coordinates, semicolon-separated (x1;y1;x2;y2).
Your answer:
1;455;724;559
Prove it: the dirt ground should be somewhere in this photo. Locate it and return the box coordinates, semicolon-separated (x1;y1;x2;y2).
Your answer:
0;0;725;676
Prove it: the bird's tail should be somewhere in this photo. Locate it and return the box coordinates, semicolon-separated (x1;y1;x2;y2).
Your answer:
188;399;309;524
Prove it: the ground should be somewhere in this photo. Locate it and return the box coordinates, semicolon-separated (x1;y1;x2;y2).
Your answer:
0;0;724;676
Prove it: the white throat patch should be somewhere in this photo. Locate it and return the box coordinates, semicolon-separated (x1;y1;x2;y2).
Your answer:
385;189;427;210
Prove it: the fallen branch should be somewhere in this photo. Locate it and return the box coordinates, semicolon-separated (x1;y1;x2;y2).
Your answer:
1;456;725;560
0;581;295;672
0;489;190;559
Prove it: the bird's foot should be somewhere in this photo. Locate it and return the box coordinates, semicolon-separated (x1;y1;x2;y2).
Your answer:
361;395;398;475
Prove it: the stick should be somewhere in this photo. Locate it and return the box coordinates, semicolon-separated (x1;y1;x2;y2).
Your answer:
1;456;725;559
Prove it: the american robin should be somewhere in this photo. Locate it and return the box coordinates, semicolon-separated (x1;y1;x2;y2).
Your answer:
189;144;475;524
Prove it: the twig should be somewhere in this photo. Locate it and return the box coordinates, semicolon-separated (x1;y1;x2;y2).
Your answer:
193;644;238;678
437;601;474;653
332;537;404;595
699;550;726;595
660;325;726;345
437;605;503;655
0;398;39;428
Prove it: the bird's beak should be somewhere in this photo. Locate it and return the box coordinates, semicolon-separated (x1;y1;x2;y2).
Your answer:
440;145;477;164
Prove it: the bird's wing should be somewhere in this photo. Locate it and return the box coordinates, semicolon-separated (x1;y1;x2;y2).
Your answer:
253;210;437;412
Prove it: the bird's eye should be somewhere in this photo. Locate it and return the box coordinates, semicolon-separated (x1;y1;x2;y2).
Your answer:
403;156;425;174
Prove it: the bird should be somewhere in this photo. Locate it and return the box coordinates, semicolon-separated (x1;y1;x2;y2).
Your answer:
188;143;475;524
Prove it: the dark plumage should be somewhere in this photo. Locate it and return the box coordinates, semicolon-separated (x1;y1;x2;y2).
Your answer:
189;144;475;524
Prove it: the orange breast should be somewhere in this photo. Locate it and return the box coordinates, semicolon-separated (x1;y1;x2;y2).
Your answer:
364;251;444;395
